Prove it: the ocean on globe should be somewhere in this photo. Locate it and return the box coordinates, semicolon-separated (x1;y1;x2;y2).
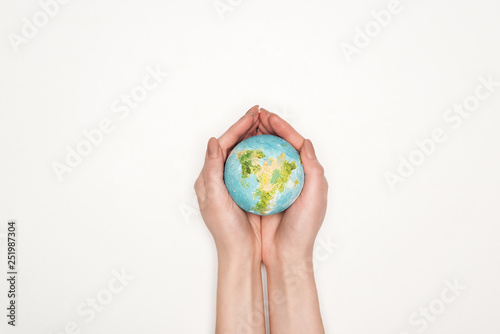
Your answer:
224;135;304;216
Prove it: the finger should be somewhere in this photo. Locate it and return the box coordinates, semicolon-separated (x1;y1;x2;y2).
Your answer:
218;105;259;150
225;115;261;156
299;139;328;200
241;117;260;141
258;108;277;135
203;137;224;183
240;109;260;139
267;112;305;151
200;137;230;203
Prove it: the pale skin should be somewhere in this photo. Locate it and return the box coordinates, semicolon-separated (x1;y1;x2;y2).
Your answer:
194;105;328;334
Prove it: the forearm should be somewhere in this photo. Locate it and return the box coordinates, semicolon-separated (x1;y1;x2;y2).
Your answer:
215;251;265;334
266;255;325;334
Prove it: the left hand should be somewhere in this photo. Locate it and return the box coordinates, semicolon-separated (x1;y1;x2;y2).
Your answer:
257;109;329;267
194;105;263;260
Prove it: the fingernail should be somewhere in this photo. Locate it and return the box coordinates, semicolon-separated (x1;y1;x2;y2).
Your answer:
240;113;255;121
247;105;259;114
248;112;257;119
207;137;219;159
304;139;316;159
261;108;271;117
244;106;258;120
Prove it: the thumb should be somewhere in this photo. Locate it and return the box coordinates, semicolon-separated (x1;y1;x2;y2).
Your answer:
203;137;224;183
201;137;228;202
299;139;328;199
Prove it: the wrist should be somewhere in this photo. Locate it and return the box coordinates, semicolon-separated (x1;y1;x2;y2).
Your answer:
264;252;324;334
215;244;265;334
217;243;262;268
263;244;314;269
265;253;316;289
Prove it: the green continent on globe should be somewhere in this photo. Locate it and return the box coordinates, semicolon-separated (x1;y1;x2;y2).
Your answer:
237;149;298;214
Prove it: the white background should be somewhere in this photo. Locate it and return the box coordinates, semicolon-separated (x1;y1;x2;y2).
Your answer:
1;0;500;333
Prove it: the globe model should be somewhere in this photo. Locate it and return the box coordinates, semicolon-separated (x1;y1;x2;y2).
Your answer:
224;134;304;216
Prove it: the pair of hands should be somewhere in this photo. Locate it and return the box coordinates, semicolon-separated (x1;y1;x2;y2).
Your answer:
194;105;328;268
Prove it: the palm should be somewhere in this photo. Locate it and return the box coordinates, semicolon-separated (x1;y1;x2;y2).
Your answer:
219;127;263;250
261;184;322;264
197;106;327;263
256;110;328;265
196;106;263;254
196;107;327;334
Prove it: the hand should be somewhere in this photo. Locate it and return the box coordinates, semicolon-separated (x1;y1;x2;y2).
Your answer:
194;105;262;260
258;108;328;267
195;106;266;334
258;108;328;334
195;106;327;334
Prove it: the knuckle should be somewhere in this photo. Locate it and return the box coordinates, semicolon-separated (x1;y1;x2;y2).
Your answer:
312;163;325;175
194;178;203;194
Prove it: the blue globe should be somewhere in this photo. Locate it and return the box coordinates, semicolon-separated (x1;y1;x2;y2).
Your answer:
224;135;304;215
